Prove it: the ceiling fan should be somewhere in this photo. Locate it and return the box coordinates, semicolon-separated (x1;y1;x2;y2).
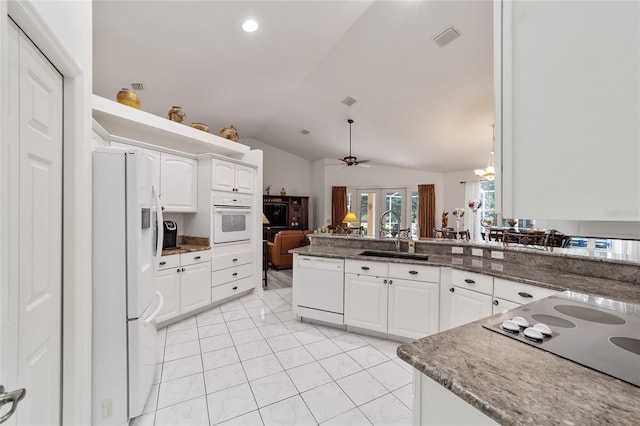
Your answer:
337;119;370;167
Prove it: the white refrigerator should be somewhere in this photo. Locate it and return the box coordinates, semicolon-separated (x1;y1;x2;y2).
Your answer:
92;147;164;425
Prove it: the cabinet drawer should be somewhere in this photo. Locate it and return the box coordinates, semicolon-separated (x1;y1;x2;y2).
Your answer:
345;259;388;277
389;263;439;283
494;278;558;304
211;276;254;302
212;250;252;271
158;254;180;270
451;269;493;295
212;263;253;286
181;250;211;266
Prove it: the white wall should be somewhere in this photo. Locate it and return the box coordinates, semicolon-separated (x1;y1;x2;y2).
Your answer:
243;137;315;227
315;159;444;229
243;138;313;196
1;1;93;424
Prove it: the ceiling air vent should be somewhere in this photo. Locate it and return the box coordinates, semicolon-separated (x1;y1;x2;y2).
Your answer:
130;82;144;90
341;96;357;107
433;26;461;48
300;129;310;135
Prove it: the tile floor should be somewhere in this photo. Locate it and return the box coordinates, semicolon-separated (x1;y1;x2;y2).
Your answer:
133;287;413;426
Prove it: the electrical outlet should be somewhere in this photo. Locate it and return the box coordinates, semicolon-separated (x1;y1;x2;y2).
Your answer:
491;251;504;259
472;259;483;268
451;246;463;254
491;262;504;271
472;248;483;257
102;400;113;418
452;257;463;265
327;219;330;224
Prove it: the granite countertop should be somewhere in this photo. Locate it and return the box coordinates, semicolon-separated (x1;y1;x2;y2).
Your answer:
161;236;210;256
292;244;640;424
291;246;640;304
397;298;640;425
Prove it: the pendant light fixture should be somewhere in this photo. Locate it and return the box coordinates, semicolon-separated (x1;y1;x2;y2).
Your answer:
475;124;495;181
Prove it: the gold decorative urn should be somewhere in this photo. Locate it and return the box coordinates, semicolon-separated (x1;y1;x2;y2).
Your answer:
116;88;140;109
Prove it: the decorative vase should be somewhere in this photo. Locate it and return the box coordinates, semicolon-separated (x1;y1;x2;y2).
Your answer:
508;218;518;228
168;106;186;123
219;125;239;142
280;187;286;196
116;88;140;109
190;122;209;132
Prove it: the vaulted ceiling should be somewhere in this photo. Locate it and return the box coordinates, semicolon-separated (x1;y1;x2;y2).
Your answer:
93;0;494;172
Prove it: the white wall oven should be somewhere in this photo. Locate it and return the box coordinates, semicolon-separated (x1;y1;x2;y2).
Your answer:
212;195;252;244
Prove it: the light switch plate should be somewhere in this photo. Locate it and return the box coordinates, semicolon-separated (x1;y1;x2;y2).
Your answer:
491;251;504;259
451;246;463;254
472;248;483;257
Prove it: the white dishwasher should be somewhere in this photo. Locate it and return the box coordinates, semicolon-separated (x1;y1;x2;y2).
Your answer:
292;254;345;325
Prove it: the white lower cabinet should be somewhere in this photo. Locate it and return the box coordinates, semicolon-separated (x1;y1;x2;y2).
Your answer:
492;277;558;315
413;371;499;426
344;274;388;333
211;248;254;303
344;260;439;339
448;286;493;329
388;278;439;339
154;251;211;324
180;261;211;312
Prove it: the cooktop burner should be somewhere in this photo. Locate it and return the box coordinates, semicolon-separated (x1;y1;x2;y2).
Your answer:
554;305;626;324
483;293;640;388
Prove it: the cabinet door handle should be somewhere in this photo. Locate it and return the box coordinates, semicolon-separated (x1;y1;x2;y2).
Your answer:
159;261;166;266
408;270;418;275
493;299;499;305
177;268;181;273
383;279;388;284
518;292;533;298
389;279;393;285
181;268;185;272
232;286;238;290
449;287;455;292
361;266;370;271
232;258;238;262
232;272;238;276
464;279;475;284
194;256;201;260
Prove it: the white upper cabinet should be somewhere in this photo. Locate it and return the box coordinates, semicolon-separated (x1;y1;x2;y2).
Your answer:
496;1;640;223
211;158;254;194
161;153;197;212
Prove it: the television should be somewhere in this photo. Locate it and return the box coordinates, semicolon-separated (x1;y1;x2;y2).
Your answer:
264;202;288;228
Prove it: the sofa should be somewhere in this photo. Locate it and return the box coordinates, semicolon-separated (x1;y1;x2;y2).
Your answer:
267;230;312;270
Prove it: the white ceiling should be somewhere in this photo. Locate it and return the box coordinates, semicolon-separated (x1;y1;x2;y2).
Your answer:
93;0;494;172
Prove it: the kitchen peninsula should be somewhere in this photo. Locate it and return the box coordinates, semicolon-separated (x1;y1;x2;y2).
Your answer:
291;235;640;425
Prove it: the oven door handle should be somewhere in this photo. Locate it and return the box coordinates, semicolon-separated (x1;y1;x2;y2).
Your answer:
214;208;251;214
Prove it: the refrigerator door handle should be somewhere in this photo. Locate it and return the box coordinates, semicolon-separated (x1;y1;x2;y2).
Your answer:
144;291;164;324
152;184;164;270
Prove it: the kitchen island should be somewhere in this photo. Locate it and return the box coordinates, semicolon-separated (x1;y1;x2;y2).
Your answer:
291;235;640;425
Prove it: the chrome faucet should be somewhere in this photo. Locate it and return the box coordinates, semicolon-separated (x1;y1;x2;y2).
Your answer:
379;209;401;252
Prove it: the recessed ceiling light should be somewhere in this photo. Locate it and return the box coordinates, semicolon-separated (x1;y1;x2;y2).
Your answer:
242;19;259;33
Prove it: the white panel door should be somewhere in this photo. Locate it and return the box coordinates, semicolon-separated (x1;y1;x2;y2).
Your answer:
388;279;439;339
211;158;235;192
234;165;254;194
448;286;493;329
180;261;211;313
160;153;197;212
344;274;387;333
1;22;63;425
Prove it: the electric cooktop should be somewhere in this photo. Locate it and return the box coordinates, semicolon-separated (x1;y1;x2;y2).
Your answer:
483;292;640;387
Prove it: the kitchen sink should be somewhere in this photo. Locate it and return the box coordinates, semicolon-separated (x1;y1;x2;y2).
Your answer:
359;250;429;261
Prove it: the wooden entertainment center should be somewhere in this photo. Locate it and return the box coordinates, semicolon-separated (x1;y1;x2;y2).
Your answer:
263;195;309;242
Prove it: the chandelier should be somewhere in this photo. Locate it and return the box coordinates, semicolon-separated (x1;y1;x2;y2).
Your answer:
475;124;495;181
